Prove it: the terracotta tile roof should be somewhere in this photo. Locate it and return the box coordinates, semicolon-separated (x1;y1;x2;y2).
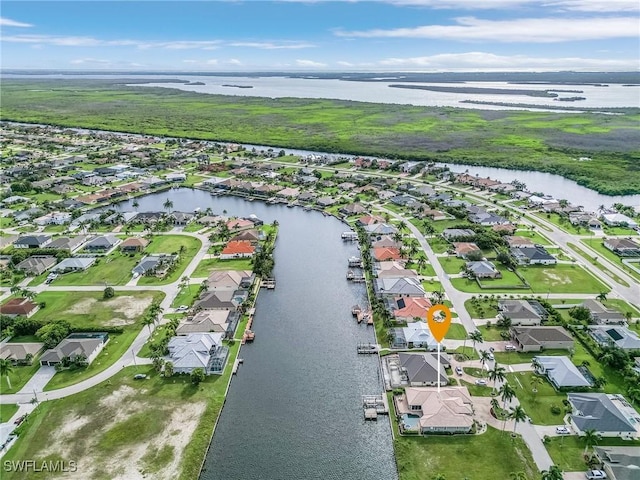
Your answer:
0;298;38;316
221;240;255;255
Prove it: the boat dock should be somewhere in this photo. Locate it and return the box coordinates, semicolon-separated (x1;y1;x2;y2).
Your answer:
347;256;362;267
232;358;244;374
342;231;358;241
261;278;276;289
346;270;366;282
362;394;389;420
356;343;380;354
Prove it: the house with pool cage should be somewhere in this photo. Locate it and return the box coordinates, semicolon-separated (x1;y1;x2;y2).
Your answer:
168;332;229;375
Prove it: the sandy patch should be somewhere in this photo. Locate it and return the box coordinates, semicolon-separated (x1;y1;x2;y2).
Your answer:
47;385;207;480
542;271;569;285
66;298;97;314
65;295;154;326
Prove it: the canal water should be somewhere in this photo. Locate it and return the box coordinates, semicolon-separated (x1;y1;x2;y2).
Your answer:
116;189;398;480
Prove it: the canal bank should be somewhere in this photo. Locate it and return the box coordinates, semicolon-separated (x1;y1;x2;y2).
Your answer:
114;189;398;480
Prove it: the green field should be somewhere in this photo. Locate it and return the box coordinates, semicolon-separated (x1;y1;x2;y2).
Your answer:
2;80;639;195
451;269;528;293
545;435;640;471
0;361;42;395
0;404;19;423
517;264;610;294
438;256;467;274
444;322;468;340
506;372;567;425
191;257;253;278
53;253;139;286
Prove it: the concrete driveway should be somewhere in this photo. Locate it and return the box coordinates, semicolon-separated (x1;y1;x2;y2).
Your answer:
16;365;56;397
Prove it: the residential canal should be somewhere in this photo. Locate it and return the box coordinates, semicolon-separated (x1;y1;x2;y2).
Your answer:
115;188;398;480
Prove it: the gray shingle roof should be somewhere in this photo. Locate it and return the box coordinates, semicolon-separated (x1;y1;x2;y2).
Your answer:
569;393;637;433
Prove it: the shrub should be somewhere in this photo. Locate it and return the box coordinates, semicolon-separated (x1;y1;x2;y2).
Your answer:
550;405;562;415
103;286;115;299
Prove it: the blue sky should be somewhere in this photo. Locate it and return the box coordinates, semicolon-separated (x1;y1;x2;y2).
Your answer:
1;1;638;71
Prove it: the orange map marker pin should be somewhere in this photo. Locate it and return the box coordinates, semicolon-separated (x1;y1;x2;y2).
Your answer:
427;304;452;343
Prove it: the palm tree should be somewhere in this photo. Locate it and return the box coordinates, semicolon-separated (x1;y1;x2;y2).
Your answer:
132;199;139;211
468;330;483;351
596;292;607;302
142;314;155;334
540;465;564;480
490;397;500;416
499;383;517;429
582;429;600;454
20;288;36;300
163;198;174;214
530;375;544;396
0;359;13;389
479;350;491;374
509;405;527;435
488;365;506;390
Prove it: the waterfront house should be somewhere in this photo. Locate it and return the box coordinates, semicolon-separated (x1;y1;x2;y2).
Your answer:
364;223;398;236
372;236;400;249
194;289;247;311
15;255;57;276
394;387;474;434
375;277;425;298
0;342;43;365
465;260;501;279
0;298;40;318
14;235;52;249
168;332;229;375
167;212;195;226
51;257;96;273
226;218;255;231
497;299;547;326
589;326;640;350
581;299;626;325
357;214;386;226
206;270;254;291
392;296;432;323
510;326;574;352
567;393;639;438
534;356;591;388
375;261;416;279
372;247;402;262
40;333;109;366
601;213;638;229
603;238;640;257
392;321;437;350
510;246;557;265
399;352;449;386
220;240;255;259
230;229;263;244
176;310;238;338
339;203;367;216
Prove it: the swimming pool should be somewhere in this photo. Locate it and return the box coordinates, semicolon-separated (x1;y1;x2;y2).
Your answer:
401;414;420;431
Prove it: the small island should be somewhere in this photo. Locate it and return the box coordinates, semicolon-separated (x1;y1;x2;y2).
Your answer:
554;96;587;102
221;84;253;89
184;81;205;86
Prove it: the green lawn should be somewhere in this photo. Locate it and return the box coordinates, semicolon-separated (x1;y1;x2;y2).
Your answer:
0;361;42;395
514;229;552;245
546;435;640;471
32;290;164;329
459;379;495;397
602;225;638;236
462;367;485;378
438;256;466;274
191;257;253;278
444;323;468;340
171;285;200;308
3;351;239;480
477;325;509;341
137;235;202;286
464;299;499;319
506;372;567;425
451;346;479;360
580;238;640;282
0;404;19;423
517;264;610;294
451;269;529;293
428;238;450;254
394;425;538;480
8;334;40;343
493;350;567;365
53;253;140;286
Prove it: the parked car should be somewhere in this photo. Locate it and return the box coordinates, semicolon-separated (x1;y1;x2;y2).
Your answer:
176;305;189;312
133;374;147;380
555;426;570;434
505;345;517;351
489;347;495;353
487;352;495;361
585;470;607;479
455;367;463;376
475;379;487;386
13;415;26;425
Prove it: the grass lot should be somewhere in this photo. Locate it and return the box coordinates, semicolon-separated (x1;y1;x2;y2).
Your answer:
493;349;567;365
477;325;509;341
394;425;537;480
137;235;202;286
545;435;640;471
602;225;638;236
0;404;19;423
566;242;630;287
451;346;478;360
31;290;163;329
54;253;139;286
464;299;499;319
580;238;640;282
421;279;442;294
191;257;253;278
518;264;610;294
451;269;528;293
8;334;40;343
0;361;41;395
506;371;567;425
438;256;466;274
171;285;200;308
444;323;468;340
514;229;552;245
536;213;594;236
428;237;450;254
3;356;238;480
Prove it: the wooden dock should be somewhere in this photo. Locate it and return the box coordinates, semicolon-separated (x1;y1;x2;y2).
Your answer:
356;343;380;354
347;256;362;267
342;232;359;241
261;278;276;289
346;270;366;282
362;394;389;420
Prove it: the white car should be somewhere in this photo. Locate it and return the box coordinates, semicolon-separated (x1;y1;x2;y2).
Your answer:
555;426;570;434
585;470;607;479
475;379;487;386
505;345;517;351
176;305;189;312
487;353;495;361
455;367;463;376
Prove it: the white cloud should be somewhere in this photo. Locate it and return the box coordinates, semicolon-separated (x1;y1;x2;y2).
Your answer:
295;59;327;67
337;61;355;66
226;59;243;66
336;16;639;42
543;0;639;12
0;17;33;28
377;51;639;70
69;58;146;68
206;59;219;65
228;41;315;49
70;58;110;65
